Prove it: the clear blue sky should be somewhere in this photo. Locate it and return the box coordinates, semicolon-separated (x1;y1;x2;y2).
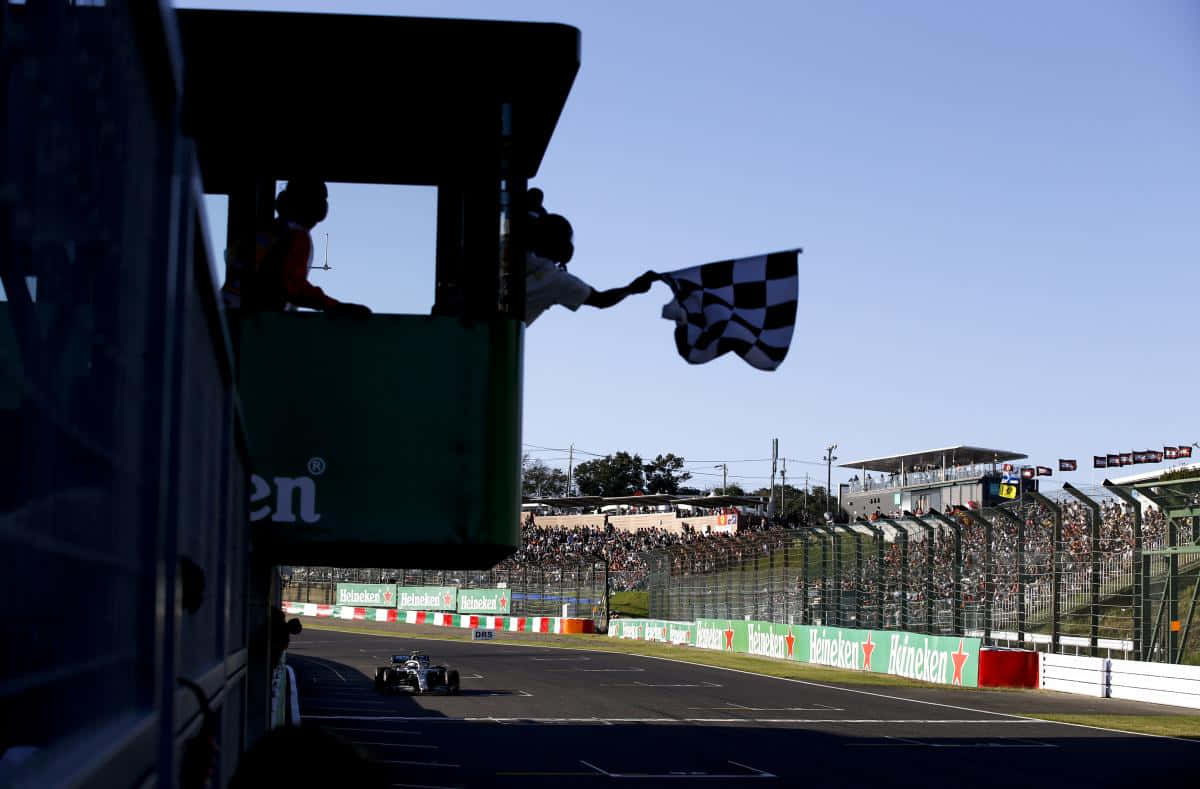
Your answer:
187;0;1200;493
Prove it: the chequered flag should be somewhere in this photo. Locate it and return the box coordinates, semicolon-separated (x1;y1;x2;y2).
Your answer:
658;249;800;371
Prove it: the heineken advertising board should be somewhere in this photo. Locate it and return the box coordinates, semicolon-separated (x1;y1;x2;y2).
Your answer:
238;313;523;567
395;586;458;611
691;618;979;687
457;589;511;615
335;583;397;607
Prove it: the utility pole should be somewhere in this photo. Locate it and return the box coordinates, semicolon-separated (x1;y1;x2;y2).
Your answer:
823;444;838;520
781;458;787;523
768;439;778;519
713;463;727;493
567;444;574;497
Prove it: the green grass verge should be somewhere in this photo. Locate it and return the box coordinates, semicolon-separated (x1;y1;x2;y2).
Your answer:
1023;713;1200;739
305;620;999;692
609;591;648;618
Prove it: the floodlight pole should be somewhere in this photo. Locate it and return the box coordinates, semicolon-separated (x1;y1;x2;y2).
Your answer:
714;464;727;493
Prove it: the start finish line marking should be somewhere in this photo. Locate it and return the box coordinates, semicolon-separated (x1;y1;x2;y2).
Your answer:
579;759;776;779
303;715;1039;726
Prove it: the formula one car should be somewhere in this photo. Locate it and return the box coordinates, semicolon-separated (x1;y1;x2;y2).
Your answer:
375;651;460;695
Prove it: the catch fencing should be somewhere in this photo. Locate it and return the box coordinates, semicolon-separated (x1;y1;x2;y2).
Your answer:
644;486;1199;661
283;560;609;631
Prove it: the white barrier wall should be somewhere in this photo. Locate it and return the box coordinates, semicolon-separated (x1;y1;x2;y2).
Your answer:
1039;653;1200;710
1108;658;1200;709
1040;653;1107;697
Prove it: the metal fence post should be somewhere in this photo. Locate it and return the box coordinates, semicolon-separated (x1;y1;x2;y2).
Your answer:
854;530;864;627
921;518;934;634
885;520;908;630
989;506;1026;644
1104;483;1142;657
801;532;810;625
768;546;776;622
971;511;996;645
1063;483;1102;653
783;541;791;624
1030;491;1062;653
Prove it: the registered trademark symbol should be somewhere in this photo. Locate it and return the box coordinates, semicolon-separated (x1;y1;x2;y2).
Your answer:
307;457;326;475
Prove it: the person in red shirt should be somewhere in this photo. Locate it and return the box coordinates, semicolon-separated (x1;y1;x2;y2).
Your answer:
222;180;370;316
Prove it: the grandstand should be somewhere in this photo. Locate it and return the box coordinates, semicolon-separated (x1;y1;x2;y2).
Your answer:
643;471;1200;663
837;445;1029;521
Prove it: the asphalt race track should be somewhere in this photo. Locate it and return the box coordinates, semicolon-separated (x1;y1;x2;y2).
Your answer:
287;627;1196;788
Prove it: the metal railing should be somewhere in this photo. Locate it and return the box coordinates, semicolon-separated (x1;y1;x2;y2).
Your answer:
643;489;1199;661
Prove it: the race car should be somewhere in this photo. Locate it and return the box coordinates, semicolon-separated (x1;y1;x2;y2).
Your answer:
374;651;460;695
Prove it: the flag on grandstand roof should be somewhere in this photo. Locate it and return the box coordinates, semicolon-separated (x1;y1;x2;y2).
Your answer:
1132;451;1147;464
1059;459;1077;471
1165;446;1179;459
1151;451;1164;463
1180;446;1193;458
658;249;800;371
1020;466;1035;479
1119;453;1132;466
1093;456;1107;468
1107;454;1120;467
1037;466;1053;476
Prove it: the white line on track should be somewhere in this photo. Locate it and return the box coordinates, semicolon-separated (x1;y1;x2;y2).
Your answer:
607;680;723;688
390;784;462;789
349;742;438;749
546;667;644;672
321;727;423;735
304;715;1040;725
377;759;461;768
579;759;776;779
298;661;347;683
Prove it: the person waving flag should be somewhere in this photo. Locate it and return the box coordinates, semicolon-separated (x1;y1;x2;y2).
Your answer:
658;249;801;371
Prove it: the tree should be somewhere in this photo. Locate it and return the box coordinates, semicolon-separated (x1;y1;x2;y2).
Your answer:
521;456;569;498
752;483;816;524
712;484;745;496
643;453;692;495
573;451;645;497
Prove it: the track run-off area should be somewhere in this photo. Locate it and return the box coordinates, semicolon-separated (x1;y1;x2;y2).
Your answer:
288;625;1197;788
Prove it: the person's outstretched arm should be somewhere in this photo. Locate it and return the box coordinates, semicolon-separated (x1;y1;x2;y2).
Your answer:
584;271;657;309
